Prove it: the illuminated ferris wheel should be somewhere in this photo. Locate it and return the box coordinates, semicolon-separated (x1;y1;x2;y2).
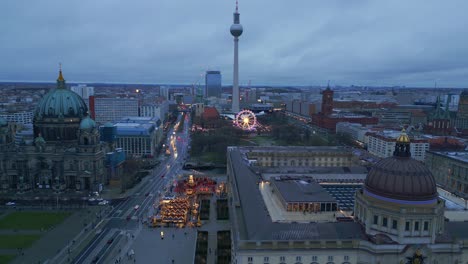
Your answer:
234;110;257;130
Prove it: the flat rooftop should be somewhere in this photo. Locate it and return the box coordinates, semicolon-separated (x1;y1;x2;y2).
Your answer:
243;146;350;153
429;151;468;163
228;147;366;241
260;182;345;223
228;146;468;243
272;179;336;203
259;166;368;174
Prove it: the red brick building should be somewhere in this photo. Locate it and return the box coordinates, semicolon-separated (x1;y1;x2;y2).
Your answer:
200;107;221;129
311;87;379;132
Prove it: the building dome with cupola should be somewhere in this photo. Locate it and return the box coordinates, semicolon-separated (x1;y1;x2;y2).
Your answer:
33;67;88;141
354;129;445;244
0;66;106;193
364;129;437;203
79;115;96;130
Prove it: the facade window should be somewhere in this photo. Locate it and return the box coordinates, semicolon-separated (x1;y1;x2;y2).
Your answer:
414;221;419;231
248;257;253;262
296;256;302;262
328;256;334;261
280;256;286;262
424;221;429;231
373;215;378;225
383;217;388;227
344;256;349;261
312;256;318;261
405;221;410;231
392;220;398;229
264;256;269;262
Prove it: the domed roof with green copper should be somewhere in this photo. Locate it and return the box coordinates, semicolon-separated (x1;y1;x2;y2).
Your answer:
79;115;96;130
35;67;88;120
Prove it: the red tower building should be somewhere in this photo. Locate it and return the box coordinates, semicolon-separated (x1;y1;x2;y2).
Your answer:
311;86;379;132
321;87;334;116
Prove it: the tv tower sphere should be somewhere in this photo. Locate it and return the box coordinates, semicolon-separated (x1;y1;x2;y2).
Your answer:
230;24;243;37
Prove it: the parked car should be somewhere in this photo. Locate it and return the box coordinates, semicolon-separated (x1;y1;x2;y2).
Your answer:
5;202;15;206
98;200;109;206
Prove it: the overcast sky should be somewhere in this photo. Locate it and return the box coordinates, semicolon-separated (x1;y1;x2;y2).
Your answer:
1;0;467;87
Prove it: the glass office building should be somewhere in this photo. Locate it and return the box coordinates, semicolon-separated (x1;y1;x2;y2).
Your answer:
205;71;222;98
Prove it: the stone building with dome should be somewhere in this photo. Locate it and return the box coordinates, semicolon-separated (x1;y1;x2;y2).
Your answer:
354;130;445;245
0;69;105;192
226;133;468;264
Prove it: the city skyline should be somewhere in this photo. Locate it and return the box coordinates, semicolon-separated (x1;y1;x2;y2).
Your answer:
1;0;468;87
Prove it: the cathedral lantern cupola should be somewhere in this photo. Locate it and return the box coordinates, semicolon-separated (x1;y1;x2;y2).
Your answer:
394;128;411;157
77;114;100;151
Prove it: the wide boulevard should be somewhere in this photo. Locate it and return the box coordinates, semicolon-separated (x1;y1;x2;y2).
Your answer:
66;112;191;264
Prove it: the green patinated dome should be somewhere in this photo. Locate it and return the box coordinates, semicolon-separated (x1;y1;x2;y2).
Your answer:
35;69;88;120
79;116;96;130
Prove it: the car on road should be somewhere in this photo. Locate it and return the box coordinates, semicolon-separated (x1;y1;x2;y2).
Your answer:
126;215;131;221
134;205;140;210
98;200;109;206
107;238;114;244
160;231;164;239
145;192;150;197
5;202;15;206
161;174;165;178
91;256;100;263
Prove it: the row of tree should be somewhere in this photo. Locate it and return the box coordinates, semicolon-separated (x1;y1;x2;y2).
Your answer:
190;121;243;164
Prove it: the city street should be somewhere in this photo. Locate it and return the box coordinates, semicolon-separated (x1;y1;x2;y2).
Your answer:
67;112;192;264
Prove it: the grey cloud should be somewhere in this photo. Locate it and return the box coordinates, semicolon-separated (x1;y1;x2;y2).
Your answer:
0;0;467;87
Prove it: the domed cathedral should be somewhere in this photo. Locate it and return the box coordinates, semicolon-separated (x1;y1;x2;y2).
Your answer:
355;129;446;251
0;68;106;193
33;67;88;141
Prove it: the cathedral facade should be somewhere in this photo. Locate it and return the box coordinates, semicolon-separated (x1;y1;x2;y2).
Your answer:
0;69;105;193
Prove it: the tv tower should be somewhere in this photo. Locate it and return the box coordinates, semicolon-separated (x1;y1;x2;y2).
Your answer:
230;0;243;113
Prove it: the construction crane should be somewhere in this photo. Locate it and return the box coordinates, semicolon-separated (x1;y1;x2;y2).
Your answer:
245;80;251;103
192;72;204;104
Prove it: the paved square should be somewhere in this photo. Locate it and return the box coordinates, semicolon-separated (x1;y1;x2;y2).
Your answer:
115;226;197;264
